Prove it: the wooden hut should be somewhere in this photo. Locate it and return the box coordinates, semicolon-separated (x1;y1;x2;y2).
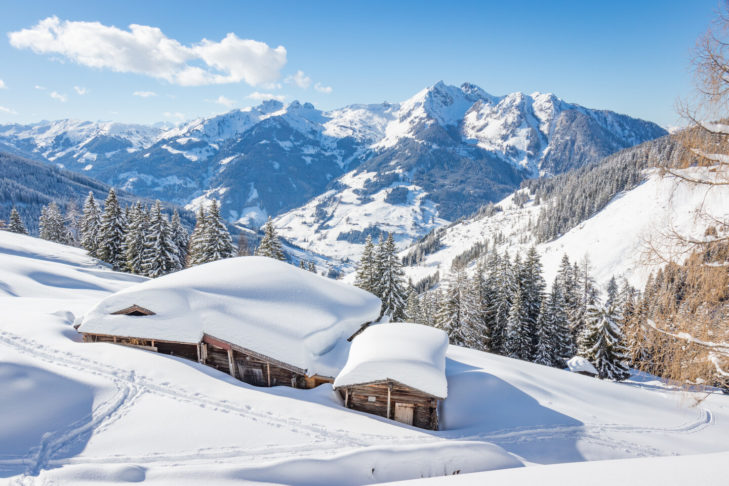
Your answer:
77;256;382;389
333;323;448;430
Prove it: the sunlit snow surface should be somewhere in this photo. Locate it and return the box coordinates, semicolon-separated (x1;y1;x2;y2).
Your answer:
0;231;727;484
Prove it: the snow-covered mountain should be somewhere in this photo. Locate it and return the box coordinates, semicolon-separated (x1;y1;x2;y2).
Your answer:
0;119;161;168
0;82;665;235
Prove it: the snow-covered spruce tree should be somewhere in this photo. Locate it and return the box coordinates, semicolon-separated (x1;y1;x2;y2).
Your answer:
486;250;514;354
80;192;101;257
569;257;599;352
519;246;546;358
462;261;492;351
64;200;82;245
8;208;27;234
97;189;127;271
187;205;207;267
142;201;181;278
548;279;573;366
170;209;189;266
307;261;316;273
533;299;554;366
503;286;531;360
377;233;407;321
255;216;286;261
39;202;71;244
125;202;149;275
405;287;422;323
202;200;235;263
605;276;619;307
354;235;377;294
579;303;631;380
419;291;439;328
436;271;467;344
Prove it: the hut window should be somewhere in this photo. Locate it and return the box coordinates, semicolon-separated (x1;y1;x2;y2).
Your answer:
110;305;156;317
368;396;376;402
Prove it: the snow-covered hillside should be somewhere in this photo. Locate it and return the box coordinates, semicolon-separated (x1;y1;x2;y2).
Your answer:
1;230;728;484
399;167;729;290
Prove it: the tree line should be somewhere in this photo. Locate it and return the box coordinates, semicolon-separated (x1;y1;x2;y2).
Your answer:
356;242;633;381
4;188;297;278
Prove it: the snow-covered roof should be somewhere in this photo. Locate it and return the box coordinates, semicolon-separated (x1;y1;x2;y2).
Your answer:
78;256;382;377
333;323;448;399
566;356;598;375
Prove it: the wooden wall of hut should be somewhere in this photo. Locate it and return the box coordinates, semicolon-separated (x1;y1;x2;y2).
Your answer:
340;381;440;430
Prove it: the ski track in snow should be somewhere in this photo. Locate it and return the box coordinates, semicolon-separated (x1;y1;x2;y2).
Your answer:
0;327;719;480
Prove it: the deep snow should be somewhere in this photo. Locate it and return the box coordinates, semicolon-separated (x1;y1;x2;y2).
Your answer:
1;231;727;484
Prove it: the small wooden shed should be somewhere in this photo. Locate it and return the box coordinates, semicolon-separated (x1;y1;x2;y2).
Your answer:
333;323;448;430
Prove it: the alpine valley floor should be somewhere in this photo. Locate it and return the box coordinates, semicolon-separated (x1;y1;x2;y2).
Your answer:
1;231;727;485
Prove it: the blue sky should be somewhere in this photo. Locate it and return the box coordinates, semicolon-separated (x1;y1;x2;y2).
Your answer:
0;1;718;127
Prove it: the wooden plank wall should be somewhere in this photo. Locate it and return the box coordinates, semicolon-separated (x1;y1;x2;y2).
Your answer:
343;381;439;430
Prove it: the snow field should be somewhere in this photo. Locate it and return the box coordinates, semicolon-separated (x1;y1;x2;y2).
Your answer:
1;231;728;484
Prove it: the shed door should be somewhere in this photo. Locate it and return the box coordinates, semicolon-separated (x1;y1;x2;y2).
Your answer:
394;403;414;425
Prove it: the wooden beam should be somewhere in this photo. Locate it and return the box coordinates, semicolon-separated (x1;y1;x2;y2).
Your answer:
387;382;392;419
344;388;349;408
227;348;236;378
266;361;271;387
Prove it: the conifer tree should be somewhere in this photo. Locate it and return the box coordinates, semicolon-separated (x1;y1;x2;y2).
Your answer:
519;246;546;358
436;271;467;344
405;288;422;323
203;200;235;263
80;192;101;257
377;233;407;321
462;261;492;351
125;202;148;275
171;209;189;266
8;208;27;235
548;279;573;364
39;202;70;244
299;260;307;270
354;235;377;294
605;276;619;307
97;189;127;271
489;251;517;354
65;200;82;245
187;205;207;266
142;201;181;278
307;261;316;273
579;303;631;380
255;216;286;261
534;299;554;366
503;286;531;360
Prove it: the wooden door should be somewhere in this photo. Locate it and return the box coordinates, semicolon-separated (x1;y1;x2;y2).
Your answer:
394;403;414;425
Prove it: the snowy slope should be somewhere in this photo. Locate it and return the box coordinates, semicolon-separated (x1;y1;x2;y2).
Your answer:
399;167;729;290
2;231;728;485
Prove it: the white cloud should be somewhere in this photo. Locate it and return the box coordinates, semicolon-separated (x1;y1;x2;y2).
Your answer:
0;105;17;114
133;90;157;98
50;91;67;102
74;86;87;95
9;16;287;87
35;85;46;90
0;79;6;89
213;95;236;108
247;91;285;102
314;82;333;94
285;70;311;89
